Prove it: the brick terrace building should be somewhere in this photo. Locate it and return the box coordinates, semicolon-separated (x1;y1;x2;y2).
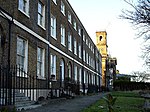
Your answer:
0;0;102;101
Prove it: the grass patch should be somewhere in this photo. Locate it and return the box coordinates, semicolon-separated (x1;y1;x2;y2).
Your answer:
82;91;145;112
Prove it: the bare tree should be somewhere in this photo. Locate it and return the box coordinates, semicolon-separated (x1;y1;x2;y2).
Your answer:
120;0;150;38
131;71;150;82
120;0;150;65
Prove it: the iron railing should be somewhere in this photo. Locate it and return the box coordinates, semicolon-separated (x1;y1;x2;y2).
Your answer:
0;65;49;106
0;65;81;106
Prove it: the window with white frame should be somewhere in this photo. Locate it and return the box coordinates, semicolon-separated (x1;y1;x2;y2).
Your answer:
91;74;93;84
90;57;92;66
97;76;99;85
93;59;95;68
93;75;95;85
37;47;45;78
78;44;81;58
61;24;65;46
89;42;90;48
53;0;57;4
87;73;89;84
93;48;94;53
84;71;86;83
68;11;71;23
68;63;71;78
89;74;91;84
38;1;45;27
73;19;76;30
60;59;65;81
86;53;88;64
61;1;65;15
78;26;81;36
74;65;77;81
96;61;98;71
91;45;93;51
86;38;88;45
79;68;82;84
18;0;29;16
83;33;85;42
74;39;77;55
68;32;72;51
89;55;90;65
83;49;85;62
51;14;56;39
50;54;56;80
17;37;28;72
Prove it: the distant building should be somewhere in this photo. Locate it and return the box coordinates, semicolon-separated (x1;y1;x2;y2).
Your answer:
106;57;117;90
96;31;108;86
116;74;131;82
96;31;117;90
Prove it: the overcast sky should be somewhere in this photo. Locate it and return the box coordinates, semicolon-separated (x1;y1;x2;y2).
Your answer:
68;0;144;74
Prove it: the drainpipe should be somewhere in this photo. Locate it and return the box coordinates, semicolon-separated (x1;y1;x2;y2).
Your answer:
0;6;14;105
81;29;85;95
8;19;13;105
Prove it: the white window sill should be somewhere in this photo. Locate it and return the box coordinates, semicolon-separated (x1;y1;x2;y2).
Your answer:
68;21;72;24
69;49;72;52
51;35;57;40
18;9;30;18
37;75;46;80
38;23;46;30
61;43;66;47
61;12;65;16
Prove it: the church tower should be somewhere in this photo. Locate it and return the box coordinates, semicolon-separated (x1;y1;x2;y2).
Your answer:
96;31;108;86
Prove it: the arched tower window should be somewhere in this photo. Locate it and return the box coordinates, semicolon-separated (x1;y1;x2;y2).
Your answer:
99;36;103;41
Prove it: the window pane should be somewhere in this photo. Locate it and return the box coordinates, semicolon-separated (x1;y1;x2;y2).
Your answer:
51;15;56;38
37;47;45;77
37;47;42;61
17;37;26;69
50;55;56;77
19;0;23;11
38;1;44;26
38;2;42;14
61;1;65;15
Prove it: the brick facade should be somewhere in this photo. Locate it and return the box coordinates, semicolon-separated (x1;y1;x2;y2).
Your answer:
0;0;102;98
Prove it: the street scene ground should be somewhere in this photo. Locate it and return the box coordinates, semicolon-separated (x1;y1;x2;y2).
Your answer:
22;93;106;112
21;91;149;112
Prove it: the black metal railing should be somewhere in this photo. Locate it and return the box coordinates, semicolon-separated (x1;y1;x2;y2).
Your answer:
0;65;49;106
0;65;81;106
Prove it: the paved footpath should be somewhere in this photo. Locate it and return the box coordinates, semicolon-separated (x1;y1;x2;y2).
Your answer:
22;93;106;112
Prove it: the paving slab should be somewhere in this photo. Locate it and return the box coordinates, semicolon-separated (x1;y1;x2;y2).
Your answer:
21;93;106;112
